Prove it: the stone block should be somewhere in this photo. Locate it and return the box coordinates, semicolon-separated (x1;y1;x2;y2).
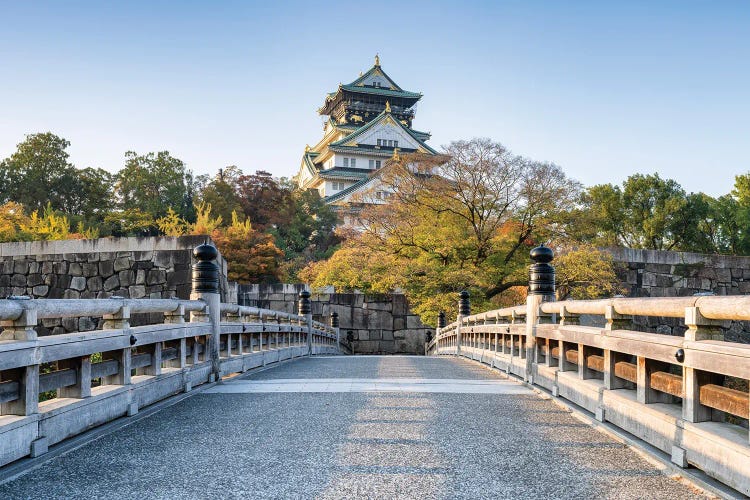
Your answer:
671;446;687;468
43;274;57;287
119;270;135;287
11;274;26;287
406;315;424;329
147;270;166;285
716;268;732;283
32;285;49;297
30;437;49;458
103;275;119;291
63;289;80;299
62;317;78;331
98;261;114;277
166;269;189;287
642;273;657;287
27;274;43;287
393;317;405;331
69;262;83;276
41;261;53;274
78;317;96;331
135;269;146;285
88;276;103;292
82;263;99;277
153;251;173;269
70;276;87;291
53;261;68;274
13;260;28;274
114;256;132;272
28;262;39;274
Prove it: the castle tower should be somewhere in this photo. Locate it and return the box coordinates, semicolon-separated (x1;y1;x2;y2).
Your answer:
294;56;437;214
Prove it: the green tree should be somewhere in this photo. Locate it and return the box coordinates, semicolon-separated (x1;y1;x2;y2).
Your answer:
198;166;244;223
0;133;80;213
115;151;196;224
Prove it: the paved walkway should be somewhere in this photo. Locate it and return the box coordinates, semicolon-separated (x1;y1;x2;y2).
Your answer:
0;356;706;499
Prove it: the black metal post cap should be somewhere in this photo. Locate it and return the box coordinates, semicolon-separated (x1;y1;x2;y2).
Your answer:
459;290;471;316
529;244;555;296
530;244;554;263
438;311;446;328
330;311;339;328
194;243;218;261
191;244;219;294
298;290;312;315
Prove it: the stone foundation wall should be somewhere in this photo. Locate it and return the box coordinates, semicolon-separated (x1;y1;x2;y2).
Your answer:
605;247;750;342
0;236;228;335
238;284;430;354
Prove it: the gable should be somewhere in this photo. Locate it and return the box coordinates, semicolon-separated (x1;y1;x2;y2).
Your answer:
350;116;422;150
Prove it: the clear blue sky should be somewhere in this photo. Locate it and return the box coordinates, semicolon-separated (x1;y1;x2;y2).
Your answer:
1;0;748;196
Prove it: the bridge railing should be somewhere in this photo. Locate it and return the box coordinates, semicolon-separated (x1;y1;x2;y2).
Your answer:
0;244;342;469
427;249;750;496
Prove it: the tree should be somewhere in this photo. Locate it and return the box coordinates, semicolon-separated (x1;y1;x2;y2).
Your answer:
304;138;584;324
272;187;340;279
578;174;706;251
554;244;625;300
235;170;290;229
198;166;245;223
0;202;31;242
115;151;196;224
210;213;285;283
0;133;81;213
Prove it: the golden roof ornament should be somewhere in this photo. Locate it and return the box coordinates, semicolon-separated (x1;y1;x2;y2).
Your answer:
392;148;400;161
359;71;363;76
385;101;391;113
305;144;310;152
375;53;380;66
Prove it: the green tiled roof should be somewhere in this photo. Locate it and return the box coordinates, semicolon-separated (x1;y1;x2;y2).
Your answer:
318;168;370;180
329;108;438;155
325;178;373;204
340;84;421;99
348;64;403;91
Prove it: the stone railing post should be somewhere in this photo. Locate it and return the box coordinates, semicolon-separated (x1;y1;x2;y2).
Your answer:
299;291;312;355
437;311;446;355
682;306;725;424
527;244;555;384
330;311;340;353
0;298;39;417
190;244;221;383
456;291;470;357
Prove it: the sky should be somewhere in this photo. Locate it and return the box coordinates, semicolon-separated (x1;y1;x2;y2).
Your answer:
0;0;748;196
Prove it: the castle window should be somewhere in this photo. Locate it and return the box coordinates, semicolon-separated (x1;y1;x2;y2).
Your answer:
394;140;398;147
332;181;346;190
369;159;374;168
351;158;356;167
376;160;381;168
343;158;349;167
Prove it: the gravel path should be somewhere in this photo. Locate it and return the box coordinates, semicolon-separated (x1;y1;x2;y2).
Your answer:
0;356;706;499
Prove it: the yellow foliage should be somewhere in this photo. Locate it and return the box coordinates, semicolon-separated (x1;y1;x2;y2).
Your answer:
0;202;30;242
191;201;222;235
156;208;188;236
19;203;70;240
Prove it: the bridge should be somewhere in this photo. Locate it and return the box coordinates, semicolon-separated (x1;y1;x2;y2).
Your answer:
0;244;748;498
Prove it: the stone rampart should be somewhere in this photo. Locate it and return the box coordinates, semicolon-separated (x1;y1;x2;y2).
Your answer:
0;236;229;335
605;247;750;342
238;284;430;354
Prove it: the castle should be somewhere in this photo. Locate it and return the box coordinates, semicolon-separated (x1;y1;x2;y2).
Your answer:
294;56;437;220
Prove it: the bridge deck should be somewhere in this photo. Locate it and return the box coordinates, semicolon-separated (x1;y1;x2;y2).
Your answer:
0;356;705;499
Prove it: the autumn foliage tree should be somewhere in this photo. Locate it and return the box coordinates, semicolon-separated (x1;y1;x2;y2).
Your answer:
303;138;618;324
210;214;284;283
